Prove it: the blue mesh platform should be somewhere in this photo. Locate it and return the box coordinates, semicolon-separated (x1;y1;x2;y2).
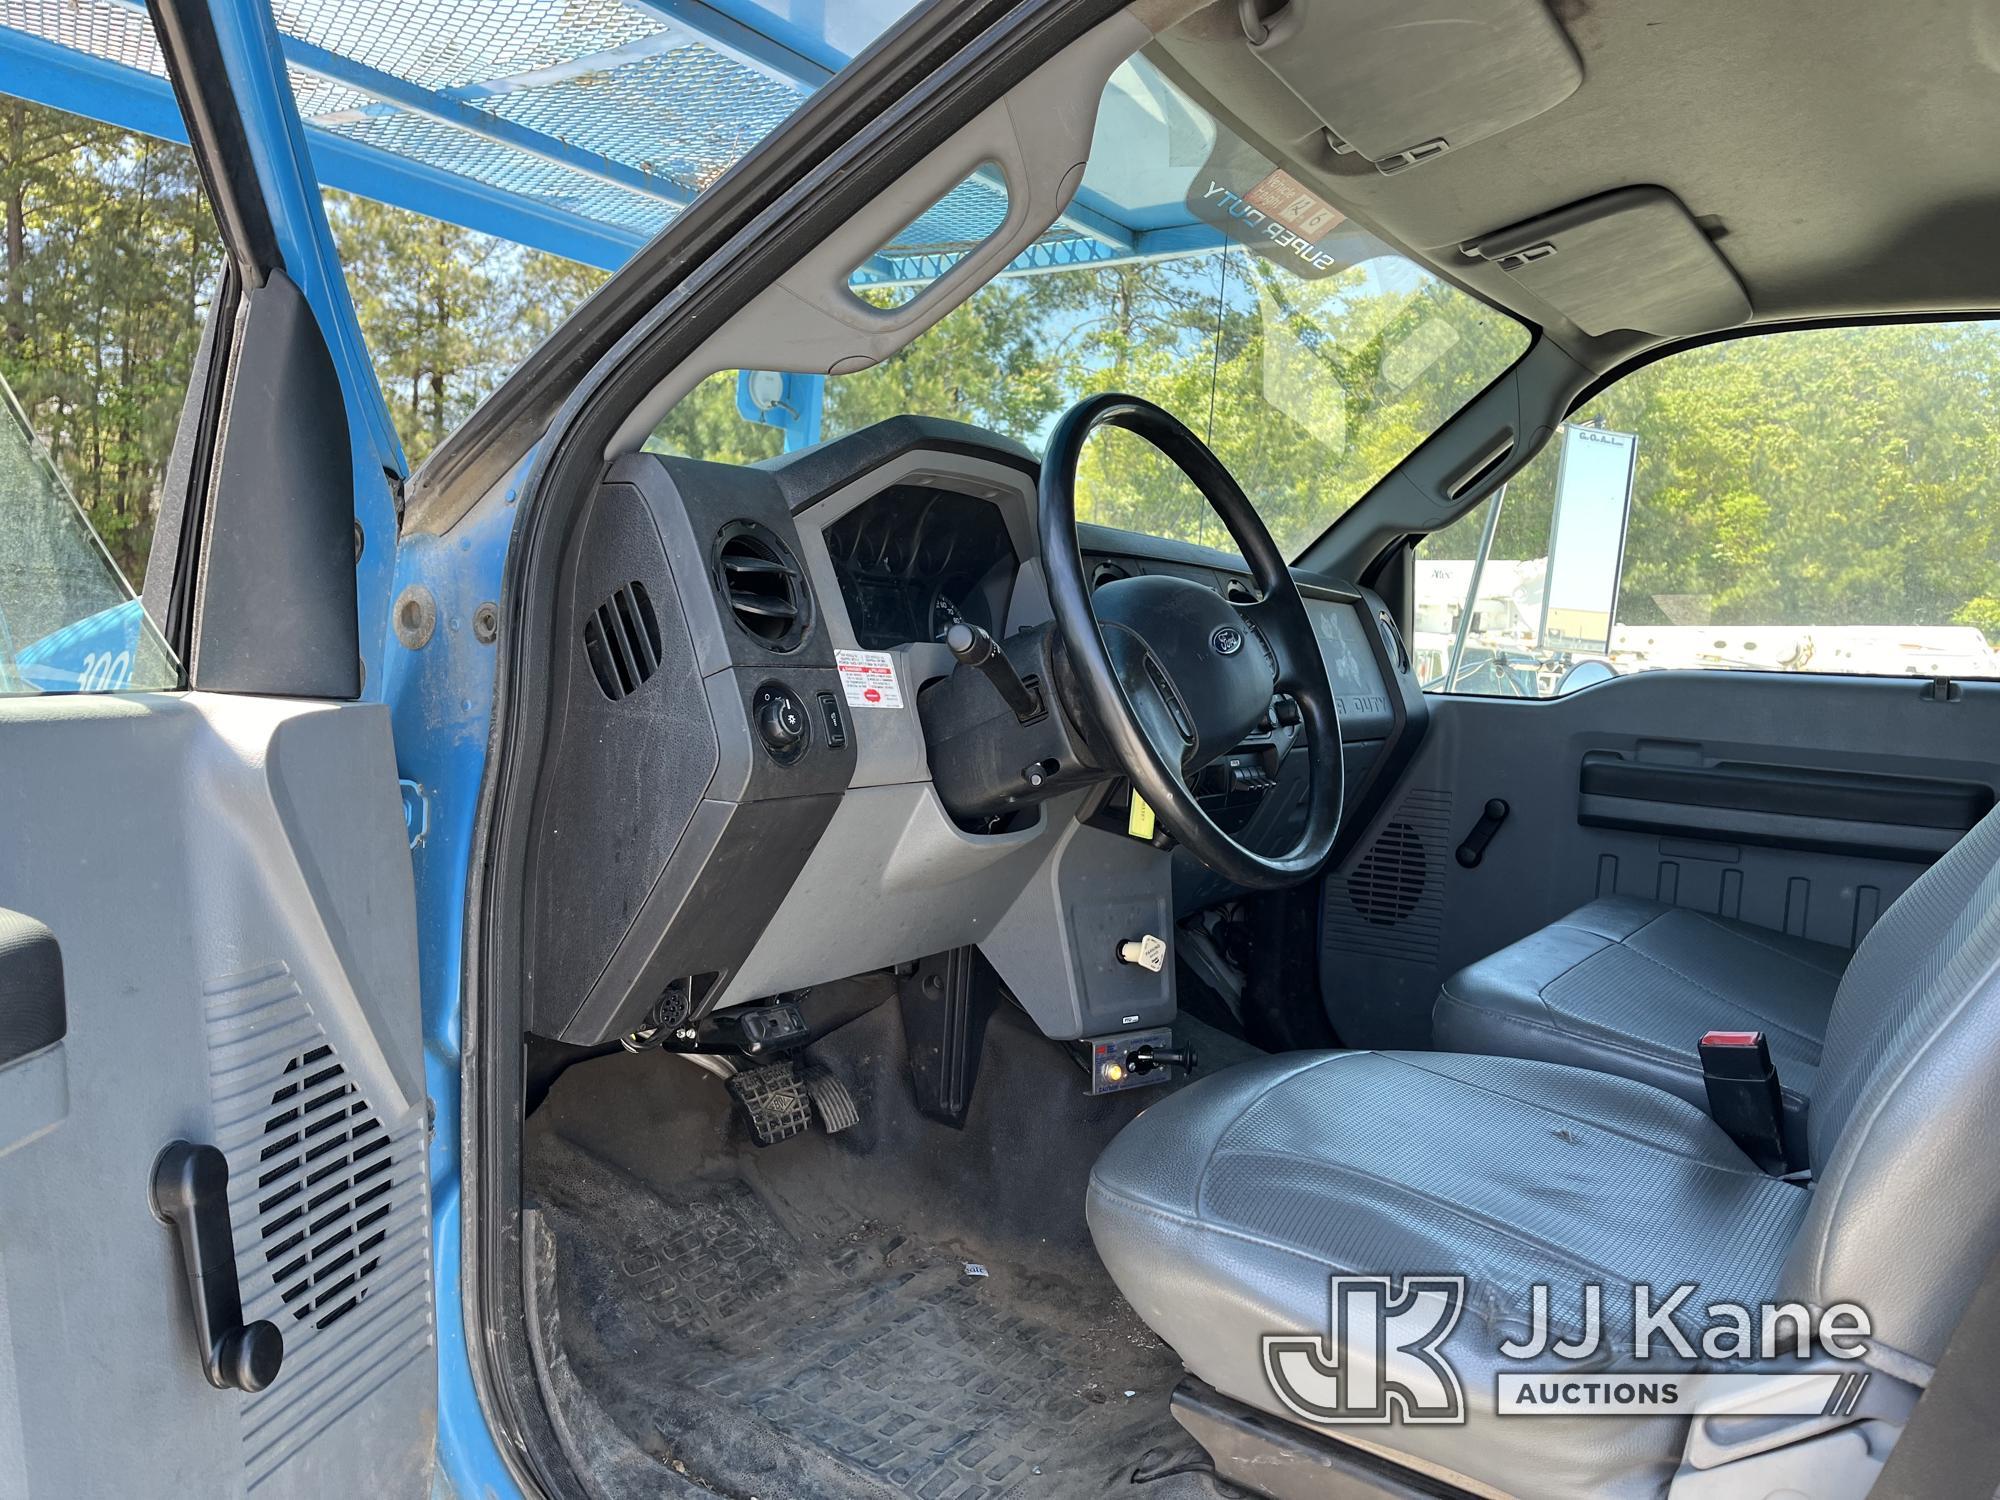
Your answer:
0;0;1156;278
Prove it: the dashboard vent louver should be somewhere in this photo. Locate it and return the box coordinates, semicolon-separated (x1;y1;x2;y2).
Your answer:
584;580;663;701
1223;578;1260;605
1091;561;1129;591
716;522;808;651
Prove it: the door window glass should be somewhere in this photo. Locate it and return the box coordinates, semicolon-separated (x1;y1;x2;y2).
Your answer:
1419;321;2000;695
0;100;210;693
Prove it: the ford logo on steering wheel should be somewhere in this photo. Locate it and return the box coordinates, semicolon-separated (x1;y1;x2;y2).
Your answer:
1211;625;1244;656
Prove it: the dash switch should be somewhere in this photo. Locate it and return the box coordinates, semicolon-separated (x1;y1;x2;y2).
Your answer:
816;691;847;749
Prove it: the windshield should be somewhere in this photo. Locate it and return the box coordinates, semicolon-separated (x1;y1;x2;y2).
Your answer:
816;56;1531;557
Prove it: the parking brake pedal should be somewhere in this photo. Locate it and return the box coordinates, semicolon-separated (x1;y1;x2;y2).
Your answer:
727;1060;813;1146
726;1058;860;1145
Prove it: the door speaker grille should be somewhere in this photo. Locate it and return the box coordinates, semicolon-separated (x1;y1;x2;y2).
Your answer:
1348;820;1428;925
583;580;663;700
1324;789;1451;963
257;1044;394;1332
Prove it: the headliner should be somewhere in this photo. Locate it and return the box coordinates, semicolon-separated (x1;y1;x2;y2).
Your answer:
1157;0;2000;366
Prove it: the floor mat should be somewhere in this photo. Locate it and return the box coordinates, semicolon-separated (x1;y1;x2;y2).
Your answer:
530;1130;1221;1500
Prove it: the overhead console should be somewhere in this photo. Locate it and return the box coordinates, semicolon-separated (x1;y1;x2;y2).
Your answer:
526;452;857;1046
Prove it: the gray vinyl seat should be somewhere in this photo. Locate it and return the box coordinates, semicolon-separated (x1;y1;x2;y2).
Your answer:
1087;803;2000;1499
1433;896;1846;1141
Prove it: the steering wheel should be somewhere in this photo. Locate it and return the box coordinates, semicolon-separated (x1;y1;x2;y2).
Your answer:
1039;393;1342;890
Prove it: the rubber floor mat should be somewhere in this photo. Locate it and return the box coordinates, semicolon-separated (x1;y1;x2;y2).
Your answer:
529;1131;1214;1499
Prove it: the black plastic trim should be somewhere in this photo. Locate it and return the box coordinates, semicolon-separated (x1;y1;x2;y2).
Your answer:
1567;308;2000;417
0;909;64;1068
768;415;1037;513
1580;756;1992;831
1577;754;1991;862
187;270;359;697
149;265;240;668
145;0;282;281
1305;582;1429;864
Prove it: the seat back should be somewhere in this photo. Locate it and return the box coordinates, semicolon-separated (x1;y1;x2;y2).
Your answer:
1784;800;2000;1371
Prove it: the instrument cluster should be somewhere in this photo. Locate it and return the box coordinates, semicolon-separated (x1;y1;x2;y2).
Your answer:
824;483;1018;649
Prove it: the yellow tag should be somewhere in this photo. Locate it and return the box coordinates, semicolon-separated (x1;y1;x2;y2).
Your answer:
1127;789;1156;841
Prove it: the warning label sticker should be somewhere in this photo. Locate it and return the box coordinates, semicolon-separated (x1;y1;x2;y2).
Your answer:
835;649;903;708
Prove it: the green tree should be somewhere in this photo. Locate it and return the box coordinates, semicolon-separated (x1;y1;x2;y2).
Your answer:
798;246;1529;557
646;372;783;466
0;99;222;576
325;191;605;466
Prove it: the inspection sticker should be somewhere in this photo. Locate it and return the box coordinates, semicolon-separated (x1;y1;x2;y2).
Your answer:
835;649;903;708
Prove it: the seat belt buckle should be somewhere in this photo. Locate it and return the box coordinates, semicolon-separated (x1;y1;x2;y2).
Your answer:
1698;1030;1789;1174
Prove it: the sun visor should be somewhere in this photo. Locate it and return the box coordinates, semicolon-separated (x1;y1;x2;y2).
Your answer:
1461;187;1753;337
1244;0;1581;173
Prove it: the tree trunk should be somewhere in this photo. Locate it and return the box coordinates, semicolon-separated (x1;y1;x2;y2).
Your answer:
5;100;26;351
428;230;447;446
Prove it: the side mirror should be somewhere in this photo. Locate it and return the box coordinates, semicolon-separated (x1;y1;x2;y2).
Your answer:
1537;423;1638;657
1553;656;1618;694
1425;420;1637;695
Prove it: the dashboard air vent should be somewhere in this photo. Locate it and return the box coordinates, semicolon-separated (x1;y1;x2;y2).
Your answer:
1223;578;1261;605
1091;561;1129;591
716;522;808;651
583;581;663;701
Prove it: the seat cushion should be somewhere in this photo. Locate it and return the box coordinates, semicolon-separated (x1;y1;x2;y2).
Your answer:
1087;1051;1812;1500
1433;896;1845;1124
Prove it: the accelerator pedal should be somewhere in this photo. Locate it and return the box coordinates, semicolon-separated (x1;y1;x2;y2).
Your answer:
726;1060;812;1147
804;1066;860;1134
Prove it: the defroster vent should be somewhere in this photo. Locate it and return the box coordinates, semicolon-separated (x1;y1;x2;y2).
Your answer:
584;580;663;700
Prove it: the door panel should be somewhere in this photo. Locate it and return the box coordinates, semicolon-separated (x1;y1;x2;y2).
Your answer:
1321;671;2000;1048
0;693;431;1496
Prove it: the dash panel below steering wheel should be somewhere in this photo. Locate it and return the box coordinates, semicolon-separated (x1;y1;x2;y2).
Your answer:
1039;393;1342;889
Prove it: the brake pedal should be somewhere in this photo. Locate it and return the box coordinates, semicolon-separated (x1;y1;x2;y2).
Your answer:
726;1060;813;1146
804;1065;859;1134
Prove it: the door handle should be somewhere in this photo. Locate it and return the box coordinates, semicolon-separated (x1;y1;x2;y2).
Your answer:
150;1141;284;1392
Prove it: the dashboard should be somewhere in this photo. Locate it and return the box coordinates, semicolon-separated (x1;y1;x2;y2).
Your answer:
525;414;1428;1050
